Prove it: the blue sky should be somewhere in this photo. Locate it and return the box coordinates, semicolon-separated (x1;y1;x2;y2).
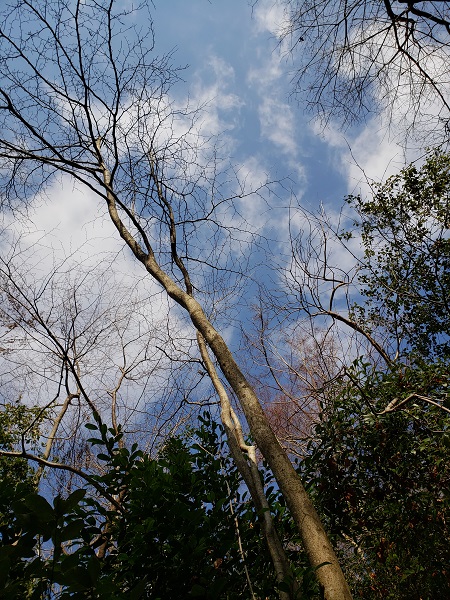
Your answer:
2;0;414;267
0;0;423;427
149;0;413;209
136;0;419;326
151;0;349;207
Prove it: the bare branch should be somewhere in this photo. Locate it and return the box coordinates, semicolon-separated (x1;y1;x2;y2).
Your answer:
0;449;122;510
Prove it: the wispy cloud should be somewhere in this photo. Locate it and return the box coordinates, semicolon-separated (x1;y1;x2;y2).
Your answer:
258;96;297;157
252;0;287;38
313;116;417;197
188;55;245;138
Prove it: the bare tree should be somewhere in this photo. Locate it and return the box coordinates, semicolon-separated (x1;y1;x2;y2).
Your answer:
272;0;450;145
244;305;345;458
0;1;352;597
0;241;196;484
272;173;450;421
279;205;393;364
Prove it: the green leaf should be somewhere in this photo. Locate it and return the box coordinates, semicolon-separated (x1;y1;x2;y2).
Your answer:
87;555;101;583
87;438;104;446
97;453;111;461
59;519;85;542
190;583;207;596
22;494;54;523
129;578;147;599
63;489;87;512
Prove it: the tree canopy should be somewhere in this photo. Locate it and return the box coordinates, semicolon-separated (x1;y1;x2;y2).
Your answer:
275;0;450;144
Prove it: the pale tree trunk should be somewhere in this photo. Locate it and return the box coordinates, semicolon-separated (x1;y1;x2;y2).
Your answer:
0;4;352;588
100;161;353;600
197;332;298;600
34;391;79;484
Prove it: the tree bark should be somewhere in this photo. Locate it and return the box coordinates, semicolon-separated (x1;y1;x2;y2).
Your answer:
101;165;352;600
197;332;298;600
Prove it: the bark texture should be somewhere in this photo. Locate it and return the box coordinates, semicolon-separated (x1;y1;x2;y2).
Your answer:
197;332;297;600
101;164;353;600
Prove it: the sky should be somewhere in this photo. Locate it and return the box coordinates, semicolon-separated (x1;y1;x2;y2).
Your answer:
2;0;418;277
150;0;414;200
0;0;430;429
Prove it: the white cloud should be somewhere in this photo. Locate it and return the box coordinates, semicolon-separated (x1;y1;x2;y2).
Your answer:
234;156;272;229
188;54;245;139
247;48;284;88
0;174;203;448
319;21;450;183
258;96;297;157
247;47;304;179
252;0;287;38
3;177;126;272
313;116;417;197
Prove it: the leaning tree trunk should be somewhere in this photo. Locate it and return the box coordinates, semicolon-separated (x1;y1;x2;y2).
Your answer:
197;332;299;600
100;163;353;600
